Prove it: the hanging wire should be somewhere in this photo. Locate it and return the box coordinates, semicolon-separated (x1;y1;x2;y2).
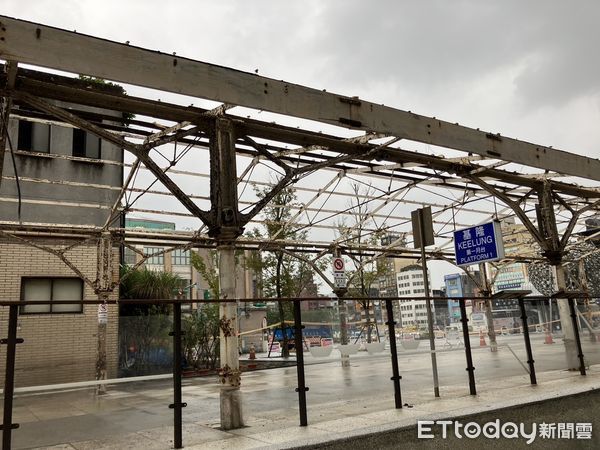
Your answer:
452;205;456;231
493;195;499;220
7;134;22;222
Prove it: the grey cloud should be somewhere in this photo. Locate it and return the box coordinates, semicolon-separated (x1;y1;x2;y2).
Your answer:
308;1;600;110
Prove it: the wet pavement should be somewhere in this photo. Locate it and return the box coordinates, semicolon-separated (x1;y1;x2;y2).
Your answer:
3;333;600;449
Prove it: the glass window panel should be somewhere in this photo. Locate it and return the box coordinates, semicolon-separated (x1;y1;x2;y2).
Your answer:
18;120;32;150
144;247;164;265
22;279;52;313
85;133;101;159
72;128;86;157
52;279;83;312
172;249;190;265
124;247;137;265
31;123;50;153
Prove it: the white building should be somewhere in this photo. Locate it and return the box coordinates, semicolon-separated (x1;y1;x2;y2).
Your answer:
396;264;433;328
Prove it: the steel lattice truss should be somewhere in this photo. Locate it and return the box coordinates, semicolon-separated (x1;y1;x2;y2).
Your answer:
1;16;600;293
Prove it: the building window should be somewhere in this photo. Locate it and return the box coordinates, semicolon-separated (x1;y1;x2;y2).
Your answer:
18;120;50;152
172;249;190;266
144;247;164;265
72;128;101;159
21;277;83;314
124;247;137;265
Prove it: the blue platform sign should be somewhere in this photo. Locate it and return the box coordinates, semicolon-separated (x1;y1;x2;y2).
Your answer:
454;221;505;266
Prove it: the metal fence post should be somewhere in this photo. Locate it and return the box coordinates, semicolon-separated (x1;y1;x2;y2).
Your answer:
169;302;186;448
384;299;402;408
568;298;586;376
459;300;476;395
2;304;23;450
518;298;537;385
293;299;308;426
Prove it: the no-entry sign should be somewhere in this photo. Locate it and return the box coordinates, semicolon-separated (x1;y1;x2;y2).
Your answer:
333;257;345;272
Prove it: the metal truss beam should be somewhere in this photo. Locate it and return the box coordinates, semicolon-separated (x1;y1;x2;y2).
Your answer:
1;16;600;180
5;69;600;200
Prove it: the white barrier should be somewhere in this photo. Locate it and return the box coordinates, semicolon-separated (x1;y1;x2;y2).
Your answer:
337;344;360;356
365;342;386;354
309;346;333;358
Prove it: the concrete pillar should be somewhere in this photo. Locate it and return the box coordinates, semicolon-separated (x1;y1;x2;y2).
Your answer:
484;299;498;352
479;263;497;352
553;264;579;370
337;297;350;367
218;245;244;429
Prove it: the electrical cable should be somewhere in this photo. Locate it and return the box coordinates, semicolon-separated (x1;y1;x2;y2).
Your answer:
7;134;22;222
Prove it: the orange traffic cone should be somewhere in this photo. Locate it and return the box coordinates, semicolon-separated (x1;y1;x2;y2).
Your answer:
479;330;487;347
544;328;554;345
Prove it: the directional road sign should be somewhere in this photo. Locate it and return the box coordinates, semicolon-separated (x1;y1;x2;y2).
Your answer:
454;221;505;266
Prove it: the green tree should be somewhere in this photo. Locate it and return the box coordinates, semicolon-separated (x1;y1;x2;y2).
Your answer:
185;250;221;370
182;301;220;370
337;183;390;343
245;182;321;357
191;250;220;299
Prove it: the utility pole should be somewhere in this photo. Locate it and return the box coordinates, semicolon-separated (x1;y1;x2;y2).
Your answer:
412;207;440;397
333;247;349;367
479;262;497;352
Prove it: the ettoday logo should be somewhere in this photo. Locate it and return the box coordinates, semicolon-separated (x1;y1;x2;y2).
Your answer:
417;420;592;444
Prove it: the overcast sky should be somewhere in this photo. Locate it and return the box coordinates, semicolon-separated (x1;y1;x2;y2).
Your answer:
3;1;600;289
4;0;600;155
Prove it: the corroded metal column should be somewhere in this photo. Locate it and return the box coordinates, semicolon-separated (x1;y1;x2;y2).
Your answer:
537;183;578;370
218;245;243;429
95;231;113;395
211;118;245;429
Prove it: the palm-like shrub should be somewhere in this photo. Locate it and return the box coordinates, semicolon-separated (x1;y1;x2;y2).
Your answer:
119;266;183;375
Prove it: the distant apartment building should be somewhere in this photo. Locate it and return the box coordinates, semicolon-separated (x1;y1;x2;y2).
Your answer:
444;271;480;324
491;217;538;293
124;217;257;301
124;217;264;351
299;279;332;311
378;232;418;323
489;218;541;324
0;83;124;386
378;232;417;298
432;289;449;327
397;264;433;328
124;218;197;302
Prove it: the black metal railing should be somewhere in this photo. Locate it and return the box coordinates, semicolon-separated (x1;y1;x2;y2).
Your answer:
0;294;592;449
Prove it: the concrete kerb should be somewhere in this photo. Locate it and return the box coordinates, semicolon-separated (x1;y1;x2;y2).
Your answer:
257;367;600;449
